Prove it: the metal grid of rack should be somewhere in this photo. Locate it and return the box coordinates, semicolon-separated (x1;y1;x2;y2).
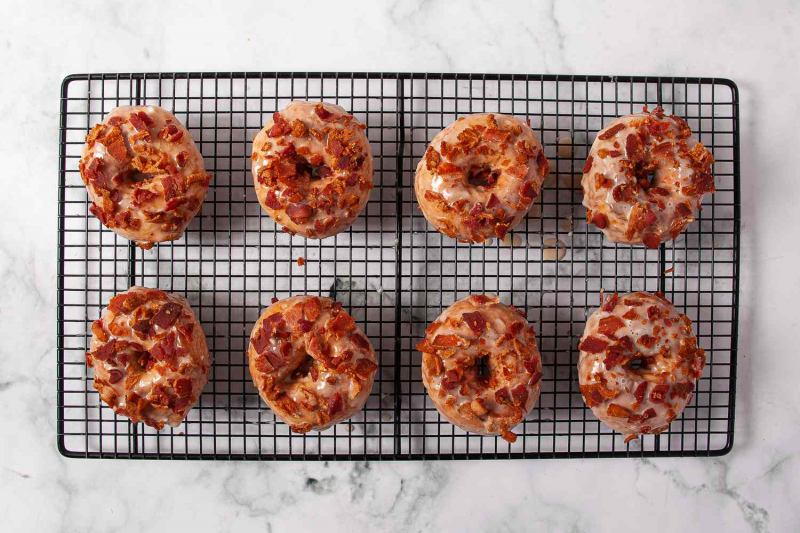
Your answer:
57;73;739;460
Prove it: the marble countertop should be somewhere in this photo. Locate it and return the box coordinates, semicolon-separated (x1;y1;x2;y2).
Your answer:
2;0;799;531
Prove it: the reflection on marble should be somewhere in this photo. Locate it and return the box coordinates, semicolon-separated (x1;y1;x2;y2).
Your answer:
1;0;799;531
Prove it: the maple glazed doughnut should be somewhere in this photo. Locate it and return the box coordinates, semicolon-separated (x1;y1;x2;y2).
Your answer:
414;113;549;243
80;105;212;250
87;287;210;429
416;295;542;443
578;291;706;440
582;106;715;248
251;101;374;238
247;296;378;432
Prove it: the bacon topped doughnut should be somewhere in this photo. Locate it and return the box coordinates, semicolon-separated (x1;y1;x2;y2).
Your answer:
414;113;549;243
578;291;706;441
251;101;374;239
87;287;210;429
416;295;542;443
248;296;378;433
582;106;715;248
80;106;212;250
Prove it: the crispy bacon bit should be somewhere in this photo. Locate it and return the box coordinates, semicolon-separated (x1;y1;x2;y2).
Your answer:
598;123;625;140
591;212;608;229
486;193;500;209
174;378;192;397
351;333;371;351
625;133;644;160
670;381;695;399
328;312;355;338
108;369;123;384
676;202;692;217
354;358;378;379
579;336;608;353
601;292;619;313
607;403;632;418
251;331;269;354
303;297;321;321
510;384;529;407
161;124;183;143
647;306;662;321
637;335;657;349
598;316;625;338
290;119;308;137
298;319;313;333
462;311;488;335
494;387;511;405
642;233;661;249
520;180;537;200
327;392;343;416
633;381;648;404
582;156;594;174
94;341;116;362
580;382;618;407
128;113;147;131
328;137;344;156
641;408;657;421
285;203;314;224
176;151;189;168
649;384;670;404
103;134;128;162
432;334;461;348
152;302;181;329
622;308;638;320
314;104;333;121
528;371;543;387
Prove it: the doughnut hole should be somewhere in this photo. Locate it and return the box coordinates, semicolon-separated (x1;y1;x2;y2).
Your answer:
296;158;333;181
466;165;501;188
290;354;317;380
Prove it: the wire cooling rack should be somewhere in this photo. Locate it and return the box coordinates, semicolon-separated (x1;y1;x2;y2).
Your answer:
57;73;740;460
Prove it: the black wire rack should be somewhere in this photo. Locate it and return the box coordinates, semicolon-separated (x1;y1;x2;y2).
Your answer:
57;72;740;460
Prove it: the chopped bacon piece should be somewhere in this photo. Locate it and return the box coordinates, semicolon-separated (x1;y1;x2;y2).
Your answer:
174;378;192;397
647;306;662;321
579;336;608;353
462;311;488;335
637;335;657;349
580;382;618;407
603;348;624;369
582;156;594;174
486;193;500;209
152;302;181;329
622;309;638;320
601;292;619;312
641;408;657;421
528;371;543;387
625;133;644;160
354;358;378;378
251;332;269;354
327;392;343;416
94;341;116;362
633;381;648;404
598;123;625;140
591;212;608;229
510;384;529;407
520;180;537;200
432;334;461;348
597;316;625;338
314;104;333;121
494;387;511;405
607;403;632;418
262;312;285;337
161;124;183;143
328;312;355;338
108;369;124;384
649;384;670;404
303;297;322;321
298;319;313;333
285;203;314;224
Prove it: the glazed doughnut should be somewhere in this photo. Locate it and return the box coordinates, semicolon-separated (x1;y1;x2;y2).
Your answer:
416;295;542;443
578;291;706;441
247;296;378;432
80;105;212;250
87;287;210;429
414;113;549;243
251;101;374;238
582;106;715;248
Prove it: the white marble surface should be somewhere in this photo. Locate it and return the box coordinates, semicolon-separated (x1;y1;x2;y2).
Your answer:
2;0;799;531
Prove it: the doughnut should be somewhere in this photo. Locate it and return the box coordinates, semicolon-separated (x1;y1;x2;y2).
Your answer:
577;291;706;441
416;295;542;443
414;113;549;243
79;105;212;250
87;287;210;429
582;105;715;248
251;101;374;239
247;296;378;432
